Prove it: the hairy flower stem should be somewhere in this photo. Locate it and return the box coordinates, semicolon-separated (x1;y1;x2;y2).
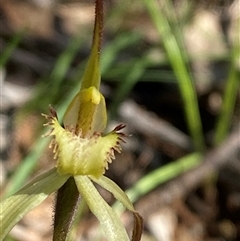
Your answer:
53;177;81;241
52;0;104;239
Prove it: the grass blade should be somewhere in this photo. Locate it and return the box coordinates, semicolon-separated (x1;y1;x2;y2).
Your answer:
214;39;240;144
142;0;205;151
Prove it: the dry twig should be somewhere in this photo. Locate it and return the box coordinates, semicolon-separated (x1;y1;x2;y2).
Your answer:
136;124;240;218
119;100;194;151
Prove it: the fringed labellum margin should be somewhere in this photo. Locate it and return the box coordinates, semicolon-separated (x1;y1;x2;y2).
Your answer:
42;107;126;178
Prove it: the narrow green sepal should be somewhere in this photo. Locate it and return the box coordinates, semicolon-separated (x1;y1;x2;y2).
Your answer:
80;0;103;90
74;175;130;241
90;175;143;241
63;86;107;136
0;168;69;240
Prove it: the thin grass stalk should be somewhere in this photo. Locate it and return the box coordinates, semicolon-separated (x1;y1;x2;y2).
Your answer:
142;0;205;152
214;44;240;145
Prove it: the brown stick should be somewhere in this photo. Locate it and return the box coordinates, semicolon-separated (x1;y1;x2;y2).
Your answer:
135;124;240;218
119;100;193;151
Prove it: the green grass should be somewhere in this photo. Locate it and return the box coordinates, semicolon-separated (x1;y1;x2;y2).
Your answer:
25;33;87;112
214;41;240;145
0;30;25;68
142;0;205;152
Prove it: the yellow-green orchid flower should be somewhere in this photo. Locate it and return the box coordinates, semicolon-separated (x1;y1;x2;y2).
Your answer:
0;0;142;240
42;105;125;178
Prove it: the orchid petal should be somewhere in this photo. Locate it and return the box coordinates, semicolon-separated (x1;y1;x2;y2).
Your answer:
0;168;69;240
90;175;134;211
63;86;107;135
90;175;143;241
74;175;130;241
